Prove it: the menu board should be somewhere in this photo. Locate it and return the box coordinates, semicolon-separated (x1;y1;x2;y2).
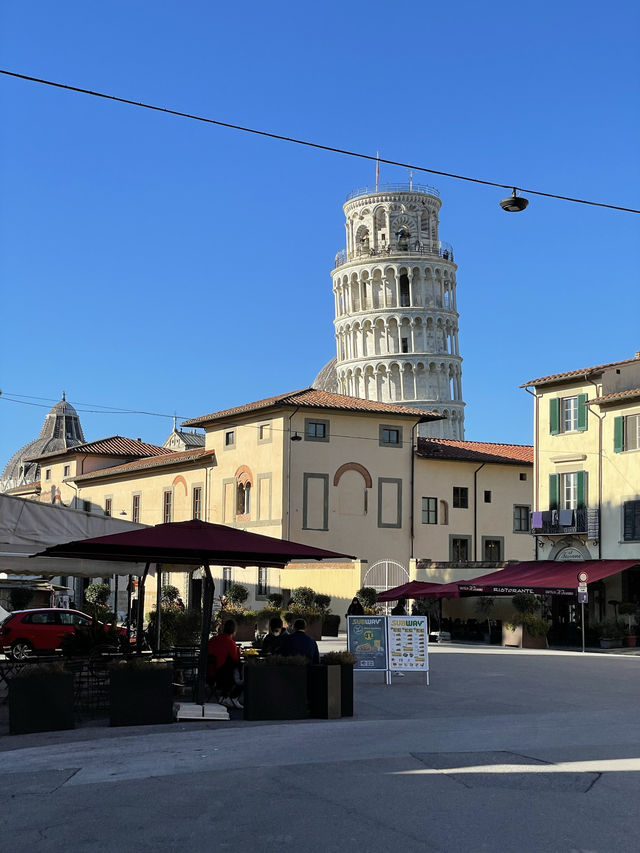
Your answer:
347;616;388;671
387;616;428;671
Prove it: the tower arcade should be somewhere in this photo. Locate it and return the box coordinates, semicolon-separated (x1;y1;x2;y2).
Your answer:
329;182;465;439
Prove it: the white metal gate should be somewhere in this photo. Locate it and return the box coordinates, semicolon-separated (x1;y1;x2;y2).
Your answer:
363;559;409;594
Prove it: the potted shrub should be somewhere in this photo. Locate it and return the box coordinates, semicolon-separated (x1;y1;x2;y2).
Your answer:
503;594;550;649
598;619;625;649
243;655;310;721
315;594;340;637
109;658;174;727
619;603;638;647
9;662;75;735
322;650;356;717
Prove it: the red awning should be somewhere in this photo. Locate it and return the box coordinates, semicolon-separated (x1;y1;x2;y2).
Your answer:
457;559;640;597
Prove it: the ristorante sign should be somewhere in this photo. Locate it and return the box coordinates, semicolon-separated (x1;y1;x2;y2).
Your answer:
458;584;576;597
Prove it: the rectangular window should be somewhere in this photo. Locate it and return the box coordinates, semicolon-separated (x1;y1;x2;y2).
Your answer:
623;501;640;541
303;473;329;530
45;469;51;481
451;537;470;561
258;422;272;443
514;505;530;532
562;396;578;432
614;414;640;452
163;490;173;524
63;465;70;477
104;498;112;517
453;486;468;508
379;425;402;447
224;430;235;448
561;472;578;510
421;497;437;524
192;486;202;520
550;395;588;434
83;500;91;513
484;490;492;503
257;567;269;597
222;567;232;594
304;418;330;442
483;538;503;560
132;494;141;523
519;472;527;481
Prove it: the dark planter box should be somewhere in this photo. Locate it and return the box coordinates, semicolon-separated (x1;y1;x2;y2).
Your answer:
340;664;354;717
243;664;309;721
9;673;75;735
109;666;174;727
309;664;341;719
322;615;341;637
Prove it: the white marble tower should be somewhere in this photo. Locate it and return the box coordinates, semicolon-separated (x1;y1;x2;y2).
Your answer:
327;182;464;439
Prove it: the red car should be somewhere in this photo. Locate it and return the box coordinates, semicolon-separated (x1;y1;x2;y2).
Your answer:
0;608;124;660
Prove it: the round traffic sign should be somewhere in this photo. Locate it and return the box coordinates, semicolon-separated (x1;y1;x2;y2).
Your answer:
577;570;588;583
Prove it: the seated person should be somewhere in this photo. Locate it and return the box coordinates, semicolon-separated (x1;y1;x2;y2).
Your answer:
280;618;319;664
207;619;243;708
261;616;287;655
391;596;407;616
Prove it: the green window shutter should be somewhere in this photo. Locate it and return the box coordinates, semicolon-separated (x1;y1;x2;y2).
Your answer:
577;471;587;509
614;416;624;453
549;399;560;435
549;474;559;510
577;393;588;431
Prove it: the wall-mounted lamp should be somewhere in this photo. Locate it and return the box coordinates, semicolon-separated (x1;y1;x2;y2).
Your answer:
119;510;127;516
500;188;529;212
291;432;302;442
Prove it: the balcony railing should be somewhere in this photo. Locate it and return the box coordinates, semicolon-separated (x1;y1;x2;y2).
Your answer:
334;241;454;269
531;507;599;538
346;182;440;201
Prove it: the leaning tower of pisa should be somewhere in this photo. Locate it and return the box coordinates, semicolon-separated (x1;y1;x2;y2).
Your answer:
327;182;465;439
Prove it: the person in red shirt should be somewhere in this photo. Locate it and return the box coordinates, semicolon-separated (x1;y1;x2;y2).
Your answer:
207;619;242;708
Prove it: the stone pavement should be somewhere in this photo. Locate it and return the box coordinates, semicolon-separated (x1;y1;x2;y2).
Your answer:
2;641;640;852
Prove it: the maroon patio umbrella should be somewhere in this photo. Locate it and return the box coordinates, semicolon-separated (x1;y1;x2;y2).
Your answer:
377;580;460;602
35;519;354;703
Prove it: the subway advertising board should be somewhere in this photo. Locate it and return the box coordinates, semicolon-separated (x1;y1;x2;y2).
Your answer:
347;616;388;671
387;616;428;672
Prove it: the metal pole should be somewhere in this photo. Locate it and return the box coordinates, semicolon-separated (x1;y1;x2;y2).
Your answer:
136;563;150;654
195;564;215;705
581;601;585;653
155;564;163;653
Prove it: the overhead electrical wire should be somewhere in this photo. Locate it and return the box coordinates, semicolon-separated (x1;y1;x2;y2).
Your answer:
1;69;638;215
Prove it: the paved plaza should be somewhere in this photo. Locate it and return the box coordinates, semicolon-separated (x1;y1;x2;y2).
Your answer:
1;642;640;852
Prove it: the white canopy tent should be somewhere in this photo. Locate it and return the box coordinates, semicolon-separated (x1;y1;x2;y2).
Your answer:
0;493;147;579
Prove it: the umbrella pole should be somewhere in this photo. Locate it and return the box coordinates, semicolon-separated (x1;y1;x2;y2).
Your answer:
195;563;214;705
136;563;150;654
155;564;162;653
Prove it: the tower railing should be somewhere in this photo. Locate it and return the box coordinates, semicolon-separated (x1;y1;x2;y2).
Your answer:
346;183;440;201
334;241;454;269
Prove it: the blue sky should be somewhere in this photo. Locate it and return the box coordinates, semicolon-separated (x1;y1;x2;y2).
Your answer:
1;1;639;468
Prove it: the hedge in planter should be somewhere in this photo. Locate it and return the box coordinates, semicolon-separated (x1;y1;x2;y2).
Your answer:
109;660;174;727
243;656;309;721
9;665;75;735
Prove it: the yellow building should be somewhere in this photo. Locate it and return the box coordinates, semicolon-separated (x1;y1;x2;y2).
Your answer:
12;388;534;621
522;352;640;621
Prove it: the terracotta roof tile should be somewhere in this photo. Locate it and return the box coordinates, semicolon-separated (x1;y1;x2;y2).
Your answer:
417;437;533;465
28;436;173;462
521;355;640;388
589;387;640;405
183;388;443;426
72;448;216;482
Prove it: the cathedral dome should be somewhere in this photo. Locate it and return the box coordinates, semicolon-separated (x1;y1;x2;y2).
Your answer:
1;395;86;491
313;358;338;394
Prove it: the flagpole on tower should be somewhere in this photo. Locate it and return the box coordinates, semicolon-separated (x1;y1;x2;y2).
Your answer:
375;151;380;191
